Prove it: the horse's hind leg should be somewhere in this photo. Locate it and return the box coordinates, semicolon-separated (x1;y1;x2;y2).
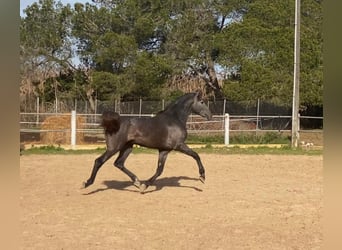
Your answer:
114;144;141;189
83;149;117;188
175;143;205;183
140;150;170;193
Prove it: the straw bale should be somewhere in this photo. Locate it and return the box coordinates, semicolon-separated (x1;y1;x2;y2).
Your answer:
40;114;85;144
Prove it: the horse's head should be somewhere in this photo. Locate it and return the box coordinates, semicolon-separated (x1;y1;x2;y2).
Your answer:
191;90;212;120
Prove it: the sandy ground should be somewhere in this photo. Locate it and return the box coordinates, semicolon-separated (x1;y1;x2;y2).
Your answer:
20;153;323;250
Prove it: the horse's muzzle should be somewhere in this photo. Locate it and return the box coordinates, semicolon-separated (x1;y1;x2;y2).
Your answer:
206;113;213;120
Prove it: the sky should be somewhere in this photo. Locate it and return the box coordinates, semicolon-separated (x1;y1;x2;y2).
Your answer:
20;0;90;16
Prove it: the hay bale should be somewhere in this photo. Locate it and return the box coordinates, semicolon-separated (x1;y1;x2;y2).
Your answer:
40;114;85;144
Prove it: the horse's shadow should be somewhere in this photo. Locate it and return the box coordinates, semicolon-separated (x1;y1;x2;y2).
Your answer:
83;176;203;195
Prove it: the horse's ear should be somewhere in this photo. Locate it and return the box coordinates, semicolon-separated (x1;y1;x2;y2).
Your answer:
195;90;203;100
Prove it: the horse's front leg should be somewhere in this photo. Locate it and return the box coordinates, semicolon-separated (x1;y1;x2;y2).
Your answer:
82;149;117;188
114;144;142;189
140;150;170;193
175;143;205;183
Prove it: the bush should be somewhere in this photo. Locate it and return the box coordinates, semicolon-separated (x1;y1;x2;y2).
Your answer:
230;132;290;144
186;134;224;144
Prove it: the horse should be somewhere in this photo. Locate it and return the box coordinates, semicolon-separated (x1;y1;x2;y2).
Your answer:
82;90;212;193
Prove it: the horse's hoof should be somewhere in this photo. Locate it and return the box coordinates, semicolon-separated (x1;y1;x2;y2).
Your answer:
82;181;90;189
133;180;141;189
140;183;147;194
199;176;205;184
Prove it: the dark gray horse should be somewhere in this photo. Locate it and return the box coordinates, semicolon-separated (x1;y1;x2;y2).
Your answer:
82;91;212;193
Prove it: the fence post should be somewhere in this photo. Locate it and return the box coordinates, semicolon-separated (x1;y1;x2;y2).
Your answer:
256;98;260;130
55;97;58;113
224;113;230;145
71;110;76;149
223;98;226;115
36;96;39;126
94;98;98;123
139;98;142;117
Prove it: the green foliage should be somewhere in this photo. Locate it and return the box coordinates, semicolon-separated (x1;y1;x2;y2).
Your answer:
23;144;322;156
186;132;290;145
219;0;322;106
20;0;323;108
91;71;133;100
21;0;72;54
20;0;76;106
218;0;294;104
195;145;322;156
164;90;186;101
186;134;224;144
131;52;173;98
23;145;106;155
24;145;65;154
94;32;137;72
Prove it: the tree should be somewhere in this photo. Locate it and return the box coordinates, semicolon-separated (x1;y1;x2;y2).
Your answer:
161;0;251;98
72;0;243;99
130;52;173;99
217;0;322;107
20;0;323;111
20;0;74;108
71;0;174;102
299;0;323;106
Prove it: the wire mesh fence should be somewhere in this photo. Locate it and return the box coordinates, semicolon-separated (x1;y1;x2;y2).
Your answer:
21;96;322;116
20;97;323;146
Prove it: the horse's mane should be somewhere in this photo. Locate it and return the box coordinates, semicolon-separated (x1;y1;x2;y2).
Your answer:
157;93;196;115
102;111;120;135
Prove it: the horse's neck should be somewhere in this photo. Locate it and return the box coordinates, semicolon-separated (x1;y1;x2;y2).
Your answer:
174;106;192;124
163;98;193;124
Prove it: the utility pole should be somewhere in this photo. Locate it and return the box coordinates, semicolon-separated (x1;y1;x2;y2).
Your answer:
292;0;300;147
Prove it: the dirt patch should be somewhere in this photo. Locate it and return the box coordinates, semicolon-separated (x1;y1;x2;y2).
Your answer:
20;153;322;249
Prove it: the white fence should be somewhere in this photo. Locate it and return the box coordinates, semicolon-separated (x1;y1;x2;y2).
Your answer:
20;111;323;147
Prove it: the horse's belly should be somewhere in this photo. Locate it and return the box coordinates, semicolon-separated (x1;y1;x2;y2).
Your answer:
132;128;184;150
133;135;173;149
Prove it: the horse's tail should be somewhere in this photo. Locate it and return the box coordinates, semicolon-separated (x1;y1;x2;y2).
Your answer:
101;111;121;135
